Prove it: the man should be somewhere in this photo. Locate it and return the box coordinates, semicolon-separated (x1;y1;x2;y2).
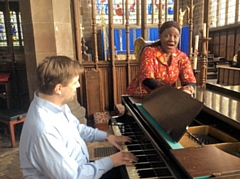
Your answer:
19;56;137;179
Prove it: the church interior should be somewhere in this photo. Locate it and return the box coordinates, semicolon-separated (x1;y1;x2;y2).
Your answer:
0;0;240;178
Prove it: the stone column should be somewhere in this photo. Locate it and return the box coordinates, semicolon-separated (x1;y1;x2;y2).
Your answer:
19;0;75;100
19;0;87;124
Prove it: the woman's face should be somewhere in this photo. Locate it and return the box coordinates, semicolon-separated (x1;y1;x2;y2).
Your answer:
160;27;180;55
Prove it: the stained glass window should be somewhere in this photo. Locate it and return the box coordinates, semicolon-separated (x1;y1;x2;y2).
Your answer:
95;0;174;26
0;10;23;47
10;11;19;46
0;11;7;46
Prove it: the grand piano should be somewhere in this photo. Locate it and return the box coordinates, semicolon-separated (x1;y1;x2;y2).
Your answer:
90;83;240;179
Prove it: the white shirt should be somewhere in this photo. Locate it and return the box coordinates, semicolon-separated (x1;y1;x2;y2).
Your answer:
19;91;113;179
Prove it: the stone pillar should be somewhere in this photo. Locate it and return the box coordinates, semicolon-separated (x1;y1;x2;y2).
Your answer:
19;0;75;100
19;0;87;124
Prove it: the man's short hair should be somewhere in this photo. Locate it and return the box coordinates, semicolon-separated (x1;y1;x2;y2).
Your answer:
37;56;83;95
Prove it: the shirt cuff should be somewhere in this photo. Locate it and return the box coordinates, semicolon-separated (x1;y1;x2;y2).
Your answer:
183;82;196;88
98;157;113;171
95;130;108;141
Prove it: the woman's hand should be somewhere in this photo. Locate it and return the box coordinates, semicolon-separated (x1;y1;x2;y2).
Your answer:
180;85;195;95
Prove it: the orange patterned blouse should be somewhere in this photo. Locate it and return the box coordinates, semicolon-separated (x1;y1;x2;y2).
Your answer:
126;45;196;95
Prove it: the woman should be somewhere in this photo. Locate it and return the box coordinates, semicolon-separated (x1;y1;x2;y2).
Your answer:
126;21;196;96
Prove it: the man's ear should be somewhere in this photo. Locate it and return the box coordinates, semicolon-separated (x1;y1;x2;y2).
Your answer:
54;84;62;95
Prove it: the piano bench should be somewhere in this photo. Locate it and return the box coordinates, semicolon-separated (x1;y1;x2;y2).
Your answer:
93;112;110;131
0;109;27;147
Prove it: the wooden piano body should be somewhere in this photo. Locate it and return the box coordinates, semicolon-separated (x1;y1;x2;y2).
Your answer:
89;83;240;179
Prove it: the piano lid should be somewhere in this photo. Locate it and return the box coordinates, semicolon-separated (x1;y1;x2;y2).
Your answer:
170;145;240;178
141;85;204;142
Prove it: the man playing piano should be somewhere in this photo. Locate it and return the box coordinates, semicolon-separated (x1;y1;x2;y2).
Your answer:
19;56;137;179
126;21;196;96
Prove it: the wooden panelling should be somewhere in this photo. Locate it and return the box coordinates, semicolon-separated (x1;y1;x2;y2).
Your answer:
80;61;139;117
208;35;214;55
99;67;112;110
228;70;234;85
219;32;227;58
210;26;240;60
235;28;240;53
84;69;103;119
223;68;229;85
227;30;235;61
212;32;220;56
217;66;240;85
234;72;240;84
115;66;128;103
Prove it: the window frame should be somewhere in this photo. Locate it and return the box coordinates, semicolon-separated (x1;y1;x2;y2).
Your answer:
210;0;239;29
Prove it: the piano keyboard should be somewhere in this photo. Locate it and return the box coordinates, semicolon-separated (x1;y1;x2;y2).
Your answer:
113;125;140;179
112;122;179;179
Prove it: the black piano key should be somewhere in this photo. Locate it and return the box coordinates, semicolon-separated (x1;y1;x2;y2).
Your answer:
122;133;145;139
135;161;167;169
126;140;151;146
131;149;157;156
138;168;172;178
125;140;141;145
127;143;155;151
138;168;173;178
137;155;162;163
120;125;142;130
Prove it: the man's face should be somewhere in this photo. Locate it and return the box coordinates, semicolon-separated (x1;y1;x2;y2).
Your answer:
60;76;80;104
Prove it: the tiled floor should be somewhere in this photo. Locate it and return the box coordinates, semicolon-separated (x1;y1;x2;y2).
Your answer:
0;132;109;179
0;134;23;179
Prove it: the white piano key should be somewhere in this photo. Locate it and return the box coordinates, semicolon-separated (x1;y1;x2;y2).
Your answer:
112;125;140;179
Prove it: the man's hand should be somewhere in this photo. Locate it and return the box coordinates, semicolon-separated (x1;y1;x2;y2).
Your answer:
107;135;132;150
109;151;138;167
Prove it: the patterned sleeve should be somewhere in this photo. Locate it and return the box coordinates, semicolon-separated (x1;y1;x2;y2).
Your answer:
138;47;156;83
178;52;196;86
